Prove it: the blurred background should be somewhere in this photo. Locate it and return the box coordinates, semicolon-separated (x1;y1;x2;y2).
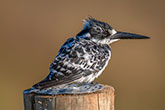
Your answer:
0;0;164;110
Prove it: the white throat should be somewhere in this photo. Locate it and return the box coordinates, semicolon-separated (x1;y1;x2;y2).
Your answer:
91;38;110;44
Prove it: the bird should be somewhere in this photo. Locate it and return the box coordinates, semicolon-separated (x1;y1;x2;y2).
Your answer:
33;17;150;90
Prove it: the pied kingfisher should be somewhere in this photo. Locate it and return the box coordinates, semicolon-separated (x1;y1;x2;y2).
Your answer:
33;17;149;89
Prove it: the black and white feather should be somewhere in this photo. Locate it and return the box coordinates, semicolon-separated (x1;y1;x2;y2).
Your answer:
33;17;149;90
33;18;113;89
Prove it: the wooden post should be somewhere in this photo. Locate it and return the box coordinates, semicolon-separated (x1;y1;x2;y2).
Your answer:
23;85;115;110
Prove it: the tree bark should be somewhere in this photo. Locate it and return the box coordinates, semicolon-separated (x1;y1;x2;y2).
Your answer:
23;85;115;110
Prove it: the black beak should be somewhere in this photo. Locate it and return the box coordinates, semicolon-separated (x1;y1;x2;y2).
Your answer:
111;31;150;39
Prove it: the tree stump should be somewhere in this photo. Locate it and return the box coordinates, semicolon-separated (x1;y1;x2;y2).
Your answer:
23;85;115;110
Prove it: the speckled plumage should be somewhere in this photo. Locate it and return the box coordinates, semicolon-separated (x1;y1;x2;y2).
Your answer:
33;18;113;89
33;17;150;90
34;36;111;89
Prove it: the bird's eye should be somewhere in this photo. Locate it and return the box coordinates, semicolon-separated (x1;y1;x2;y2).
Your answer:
93;26;103;32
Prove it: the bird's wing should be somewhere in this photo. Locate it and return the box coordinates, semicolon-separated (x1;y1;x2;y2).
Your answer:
33;38;99;89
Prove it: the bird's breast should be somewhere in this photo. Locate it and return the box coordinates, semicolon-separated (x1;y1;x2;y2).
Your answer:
79;40;111;77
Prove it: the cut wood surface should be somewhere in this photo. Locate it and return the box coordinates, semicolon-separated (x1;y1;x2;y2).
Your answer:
23;85;115;110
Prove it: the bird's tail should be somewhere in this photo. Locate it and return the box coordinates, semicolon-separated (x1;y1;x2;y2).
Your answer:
32;78;49;90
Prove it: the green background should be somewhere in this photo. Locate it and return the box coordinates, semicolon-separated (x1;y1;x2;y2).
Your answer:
0;0;164;110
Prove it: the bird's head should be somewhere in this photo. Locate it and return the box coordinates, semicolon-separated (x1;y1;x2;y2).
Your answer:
77;17;150;44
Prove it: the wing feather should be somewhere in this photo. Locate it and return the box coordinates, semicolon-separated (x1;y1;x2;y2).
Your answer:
33;38;110;89
33;38;92;89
